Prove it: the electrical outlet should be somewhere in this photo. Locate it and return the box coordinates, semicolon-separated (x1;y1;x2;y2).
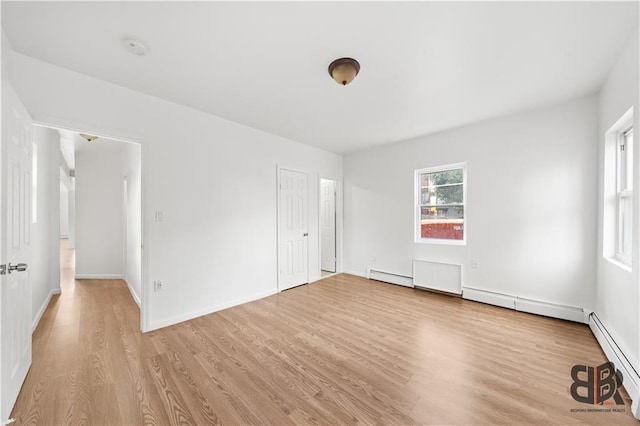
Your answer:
154;280;163;292
471;259;480;269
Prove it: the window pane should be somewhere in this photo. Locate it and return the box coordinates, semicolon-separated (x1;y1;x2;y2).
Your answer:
433;184;463;204
626;129;633;191
429;169;463;186
420;206;464;240
421;187;432;204
620;196;632;256
422;188;464;206
421;205;464;219
421;169;464;206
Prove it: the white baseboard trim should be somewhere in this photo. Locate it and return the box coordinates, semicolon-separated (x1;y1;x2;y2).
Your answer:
32;287;61;332
462;286;585;323
148;288;279;332
589;313;639;418
345;270;366;278
308;275;322;284
75;274;124;280
124;279;141;307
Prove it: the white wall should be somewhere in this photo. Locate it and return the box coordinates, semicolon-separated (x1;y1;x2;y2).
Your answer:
67;188;75;249
123;142;142;305
344;95;598;311
1;31;12;84
31;126;60;329
596;30;639;369
75;139;126;278
59;186;68;237
11;53;343;330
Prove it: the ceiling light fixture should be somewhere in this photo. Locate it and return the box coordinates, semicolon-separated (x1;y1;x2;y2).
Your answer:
123;37;149;56
79;133;98;142
328;58;360;86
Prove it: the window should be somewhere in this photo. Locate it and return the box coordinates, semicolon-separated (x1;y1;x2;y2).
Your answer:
617;125;633;263
415;163;466;244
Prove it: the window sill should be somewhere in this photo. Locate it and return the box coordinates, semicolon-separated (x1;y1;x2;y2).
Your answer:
415;238;466;246
605;256;632;273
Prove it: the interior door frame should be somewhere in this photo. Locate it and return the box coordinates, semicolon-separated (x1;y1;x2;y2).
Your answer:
122;176;128;286
32;118;149;332
276;165;309;292
318;175;343;277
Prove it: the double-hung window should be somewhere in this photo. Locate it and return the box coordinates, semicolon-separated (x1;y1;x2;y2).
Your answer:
415;163;466;244
617;125;633;263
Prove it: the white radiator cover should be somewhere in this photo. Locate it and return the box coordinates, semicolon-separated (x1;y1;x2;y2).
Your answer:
412;259;462;294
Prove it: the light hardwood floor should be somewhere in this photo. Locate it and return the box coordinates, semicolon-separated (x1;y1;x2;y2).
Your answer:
10;240;638;425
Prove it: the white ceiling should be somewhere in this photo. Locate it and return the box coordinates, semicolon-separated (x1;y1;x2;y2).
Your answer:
3;2;638;154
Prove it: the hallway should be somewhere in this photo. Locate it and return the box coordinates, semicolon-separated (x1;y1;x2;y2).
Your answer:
12;239;143;424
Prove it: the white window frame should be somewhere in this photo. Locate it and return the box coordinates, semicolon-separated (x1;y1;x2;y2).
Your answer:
616;125;633;265
414;162;467;245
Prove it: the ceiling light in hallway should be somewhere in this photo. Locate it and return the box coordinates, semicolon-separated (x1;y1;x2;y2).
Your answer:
79;133;98;142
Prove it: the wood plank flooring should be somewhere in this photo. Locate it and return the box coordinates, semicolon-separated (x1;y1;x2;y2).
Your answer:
10;241;639;424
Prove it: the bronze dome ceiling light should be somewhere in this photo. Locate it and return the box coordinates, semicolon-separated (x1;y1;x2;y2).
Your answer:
328;58;360;86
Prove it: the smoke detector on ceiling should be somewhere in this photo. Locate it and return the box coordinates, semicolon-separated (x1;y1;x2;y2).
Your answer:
123;38;149;56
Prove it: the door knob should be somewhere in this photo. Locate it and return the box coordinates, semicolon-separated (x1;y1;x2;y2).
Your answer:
7;263;28;273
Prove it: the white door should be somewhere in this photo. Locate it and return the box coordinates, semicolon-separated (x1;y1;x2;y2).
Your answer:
278;169;308;291
1;84;33;424
320;179;336;273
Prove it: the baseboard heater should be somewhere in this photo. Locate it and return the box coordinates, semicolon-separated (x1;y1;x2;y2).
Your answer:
366;259;463;295
366;268;413;288
462;286;585;323
589;313;639;416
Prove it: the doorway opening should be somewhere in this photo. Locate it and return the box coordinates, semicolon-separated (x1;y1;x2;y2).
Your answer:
46;125;143;326
320;178;338;278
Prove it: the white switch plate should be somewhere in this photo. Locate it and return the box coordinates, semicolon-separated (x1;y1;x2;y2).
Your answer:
154;280;163;291
155;211;163;222
471;259;480;269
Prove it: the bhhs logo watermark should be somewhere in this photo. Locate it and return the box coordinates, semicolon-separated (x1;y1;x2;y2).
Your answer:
569;362;626;413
